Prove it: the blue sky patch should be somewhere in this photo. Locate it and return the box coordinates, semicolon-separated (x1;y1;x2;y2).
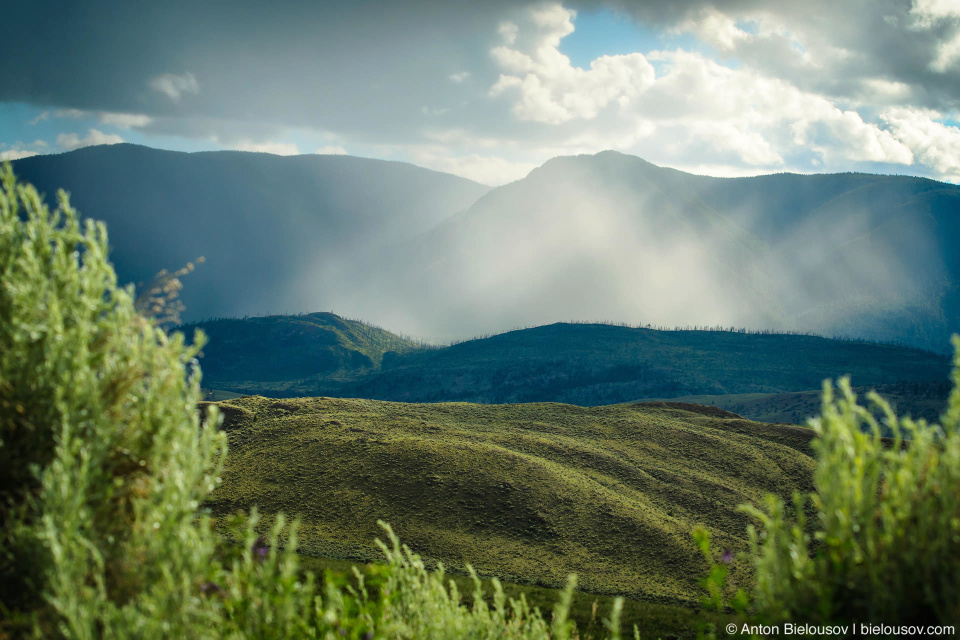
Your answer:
559;9;703;68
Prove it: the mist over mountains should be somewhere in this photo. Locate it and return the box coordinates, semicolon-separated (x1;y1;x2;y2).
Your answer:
357;151;960;350
11;144;490;321
12;144;960;351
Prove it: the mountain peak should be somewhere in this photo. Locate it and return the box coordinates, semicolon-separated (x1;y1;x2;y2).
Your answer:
526;149;664;186
541;149;657;168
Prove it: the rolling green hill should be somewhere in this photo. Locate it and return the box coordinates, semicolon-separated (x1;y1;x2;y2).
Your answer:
192;315;951;405
205;395;815;605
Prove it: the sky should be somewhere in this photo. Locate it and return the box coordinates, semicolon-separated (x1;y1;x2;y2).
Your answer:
2;0;960;186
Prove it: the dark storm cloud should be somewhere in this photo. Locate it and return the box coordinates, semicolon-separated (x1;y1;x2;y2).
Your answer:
6;1;957;129
1;0;528;143
5;2;956;109
4;0;960;183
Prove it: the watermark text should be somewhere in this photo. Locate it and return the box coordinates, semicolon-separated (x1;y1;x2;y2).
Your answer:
725;622;956;636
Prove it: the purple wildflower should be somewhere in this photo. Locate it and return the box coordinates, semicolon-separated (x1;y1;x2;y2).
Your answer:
721;548;734;564
252;536;269;562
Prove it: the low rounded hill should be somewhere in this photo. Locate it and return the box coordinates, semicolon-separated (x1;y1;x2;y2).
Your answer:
183;312;423;382
205;395;816;605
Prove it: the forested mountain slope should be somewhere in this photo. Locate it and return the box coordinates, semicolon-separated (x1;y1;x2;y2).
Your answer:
190;314;951;405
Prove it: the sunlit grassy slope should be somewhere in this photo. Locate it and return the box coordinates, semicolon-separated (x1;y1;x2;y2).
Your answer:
206;396;815;605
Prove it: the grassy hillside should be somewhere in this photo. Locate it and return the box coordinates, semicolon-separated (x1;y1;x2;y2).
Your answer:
205;395;815;605
196;316;951;404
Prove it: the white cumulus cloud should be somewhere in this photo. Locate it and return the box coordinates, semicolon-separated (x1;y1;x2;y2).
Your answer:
48;108;152;129
489;4;655;124
99;112;153;129
908;0;960;72
791;108;914;164
0;148;39;161
149;71;200;102
232;140;300;155
486;10;917;174
677;7;752;53
56;129;125;151
911;0;960;24
881;107;960;181
0;138;49;160
53;108;86;119
410;146;537;185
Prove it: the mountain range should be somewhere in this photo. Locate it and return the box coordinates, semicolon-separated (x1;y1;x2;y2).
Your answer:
184;312;952;423
10;144;490;321
12;144;960;351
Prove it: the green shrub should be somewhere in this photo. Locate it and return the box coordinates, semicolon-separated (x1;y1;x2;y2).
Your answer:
0;160;237;636
740;336;960;624
0;165;623;639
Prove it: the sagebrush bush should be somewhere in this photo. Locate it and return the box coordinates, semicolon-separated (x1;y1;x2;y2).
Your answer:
741;336;960;624
0;161;237;636
0;165;621;639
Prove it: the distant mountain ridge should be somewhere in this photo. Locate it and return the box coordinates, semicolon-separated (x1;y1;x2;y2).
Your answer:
351;151;959;350
353;151;776;339
659;381;952;428
11;144;491;321
188;313;952;410
13;145;960;350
